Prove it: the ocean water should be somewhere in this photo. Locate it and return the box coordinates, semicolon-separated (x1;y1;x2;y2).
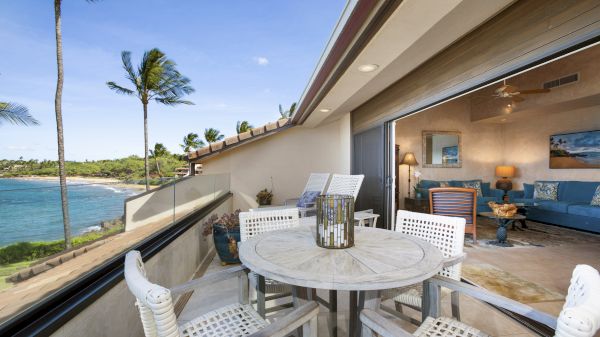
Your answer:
0;179;139;247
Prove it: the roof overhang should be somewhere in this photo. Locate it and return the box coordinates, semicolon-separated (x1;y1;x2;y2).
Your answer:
293;0;515;127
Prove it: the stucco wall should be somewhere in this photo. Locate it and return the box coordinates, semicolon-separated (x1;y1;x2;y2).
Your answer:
51;198;231;337
504;106;600;189
395;98;503;208
200;114;352;211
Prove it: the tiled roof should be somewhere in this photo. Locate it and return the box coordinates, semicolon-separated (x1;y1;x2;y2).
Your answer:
187;118;292;161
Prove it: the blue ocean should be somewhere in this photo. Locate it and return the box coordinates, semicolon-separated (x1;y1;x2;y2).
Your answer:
0;178;139;247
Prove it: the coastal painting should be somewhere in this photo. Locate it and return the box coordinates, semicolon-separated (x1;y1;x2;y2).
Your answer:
442;145;459;164
550;130;600;169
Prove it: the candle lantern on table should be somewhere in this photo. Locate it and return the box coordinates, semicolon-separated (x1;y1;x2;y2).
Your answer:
316;194;354;249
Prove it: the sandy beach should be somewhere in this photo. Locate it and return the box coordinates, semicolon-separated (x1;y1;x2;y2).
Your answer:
550;156;599;169
7;176;148;191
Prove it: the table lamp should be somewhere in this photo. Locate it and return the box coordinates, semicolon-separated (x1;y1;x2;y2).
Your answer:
495;165;515;191
400;152;419;198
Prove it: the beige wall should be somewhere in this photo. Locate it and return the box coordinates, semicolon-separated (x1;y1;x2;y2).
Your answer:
51;197;231;337
200;114;352;211
395;98;503;208
505;106;600;189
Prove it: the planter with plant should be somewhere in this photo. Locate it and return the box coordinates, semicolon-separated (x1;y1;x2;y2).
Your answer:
256;189;273;206
202;210;241;265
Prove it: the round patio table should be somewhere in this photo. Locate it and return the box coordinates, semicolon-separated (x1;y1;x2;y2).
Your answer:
239;224;444;337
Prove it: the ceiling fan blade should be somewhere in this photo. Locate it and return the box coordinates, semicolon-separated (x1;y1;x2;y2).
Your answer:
519;88;551;94
512;95;525;103
503;84;519;93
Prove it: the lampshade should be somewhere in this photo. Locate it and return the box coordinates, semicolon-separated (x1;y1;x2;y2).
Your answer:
400;152;418;166
495;165;515;178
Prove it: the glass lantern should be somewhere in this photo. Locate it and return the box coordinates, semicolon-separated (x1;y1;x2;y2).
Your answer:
316;194;354;249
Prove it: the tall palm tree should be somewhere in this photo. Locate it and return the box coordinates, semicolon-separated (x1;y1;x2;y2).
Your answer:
180;132;204;153
107;49;194;190
204;128;224;143
278;102;297;118
0;102;39;126
149;143;169;177
236;120;253;134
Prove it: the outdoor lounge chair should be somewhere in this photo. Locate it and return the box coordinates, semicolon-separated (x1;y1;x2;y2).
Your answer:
295;173;364;217
382;210;465;324
362;265;600;337
239;208;300;318
124;250;319;337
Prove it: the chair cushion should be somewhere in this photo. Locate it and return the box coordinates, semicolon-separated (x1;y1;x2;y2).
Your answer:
568;204;600;218
523;183;534;199
592;186;600;206
535;200;571;213
462;180;482;197
560;181;600;202
481;182;491;197
534;181;559;200
296;191;320;208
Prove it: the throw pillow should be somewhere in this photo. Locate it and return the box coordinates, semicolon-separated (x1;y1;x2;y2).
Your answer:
591;186;600;206
523;183;534;199
462;181;482;197
297;191;321;208
439;181;450;188
533;182;559;201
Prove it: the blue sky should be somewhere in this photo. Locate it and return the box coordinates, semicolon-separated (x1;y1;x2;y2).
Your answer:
0;0;346;160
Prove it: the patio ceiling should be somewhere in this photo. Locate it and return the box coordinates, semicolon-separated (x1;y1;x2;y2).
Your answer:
295;0;515;128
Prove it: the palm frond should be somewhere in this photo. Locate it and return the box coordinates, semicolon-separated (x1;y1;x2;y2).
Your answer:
0;102;39;126
106;81;135;96
155;96;194;105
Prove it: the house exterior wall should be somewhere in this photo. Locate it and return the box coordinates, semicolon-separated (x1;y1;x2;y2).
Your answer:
200;114;351;211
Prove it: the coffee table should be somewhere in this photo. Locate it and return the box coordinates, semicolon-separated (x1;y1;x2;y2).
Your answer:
479;212;526;247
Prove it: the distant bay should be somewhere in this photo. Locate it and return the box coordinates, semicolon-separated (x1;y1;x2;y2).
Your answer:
0;178;140;247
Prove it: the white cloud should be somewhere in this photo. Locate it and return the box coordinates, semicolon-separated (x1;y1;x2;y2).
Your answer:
253;56;269;66
5;145;35;151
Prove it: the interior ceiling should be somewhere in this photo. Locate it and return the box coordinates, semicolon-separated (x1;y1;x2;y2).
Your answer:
302;0;515;128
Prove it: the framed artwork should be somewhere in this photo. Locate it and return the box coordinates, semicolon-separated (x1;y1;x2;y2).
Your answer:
442;145;458;164
550;130;600;169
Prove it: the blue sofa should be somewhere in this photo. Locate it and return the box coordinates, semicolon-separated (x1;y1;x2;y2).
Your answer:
416;179;504;212
508;181;600;233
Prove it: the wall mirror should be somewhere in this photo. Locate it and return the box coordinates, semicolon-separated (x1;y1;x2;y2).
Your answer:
422;131;462;168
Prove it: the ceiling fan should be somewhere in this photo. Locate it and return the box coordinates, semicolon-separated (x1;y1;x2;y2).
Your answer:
494;79;550;103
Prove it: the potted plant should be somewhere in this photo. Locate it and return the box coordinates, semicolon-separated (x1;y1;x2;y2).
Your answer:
413;171;423;199
256;188;273;206
202;210;241;265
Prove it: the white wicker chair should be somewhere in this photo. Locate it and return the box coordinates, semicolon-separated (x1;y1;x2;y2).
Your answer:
284;172;331;206
124;250;319;337
361;264;600;337
326;174;364;200
239;208;300;317
382;210;465;323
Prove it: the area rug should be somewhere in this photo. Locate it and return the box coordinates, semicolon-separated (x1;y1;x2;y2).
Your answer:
462;263;564;303
465;217;600;248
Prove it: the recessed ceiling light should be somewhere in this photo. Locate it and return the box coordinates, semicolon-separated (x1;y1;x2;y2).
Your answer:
358;64;379;72
319;108;331;113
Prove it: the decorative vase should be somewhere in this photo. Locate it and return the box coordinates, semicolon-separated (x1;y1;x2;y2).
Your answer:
212;224;241;264
316;194;354;249
416;191;423;199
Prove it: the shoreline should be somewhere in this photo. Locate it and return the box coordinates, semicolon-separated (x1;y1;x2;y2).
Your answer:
2;175;147;191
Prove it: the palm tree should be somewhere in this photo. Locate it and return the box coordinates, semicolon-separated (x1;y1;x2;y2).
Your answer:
180;132;205;153
278;102;297;118
149;143;169;177
107;49;194;190
0;102;39;126
236;120;253;134
204;128;224;143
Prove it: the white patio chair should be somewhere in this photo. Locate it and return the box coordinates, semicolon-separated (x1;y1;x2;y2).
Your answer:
381;210;465;324
239;208;300;317
284;172;331;206
124;250;318;337
296;174;365;217
361;264;600;337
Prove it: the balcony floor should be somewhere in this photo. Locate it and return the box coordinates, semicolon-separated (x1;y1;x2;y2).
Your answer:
179;220;600;337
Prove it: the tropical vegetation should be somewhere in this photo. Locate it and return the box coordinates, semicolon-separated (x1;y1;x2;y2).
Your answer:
0;102;39;126
107;48;194;191
236;120;253;134
278;102;297;118
204;127;224;143
149;143;169;177
181;132;204;153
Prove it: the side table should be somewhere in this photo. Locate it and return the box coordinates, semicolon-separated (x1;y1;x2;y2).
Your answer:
404;197;429;214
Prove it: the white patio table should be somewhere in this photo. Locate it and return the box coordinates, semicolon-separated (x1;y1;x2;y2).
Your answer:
238;221;444;337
